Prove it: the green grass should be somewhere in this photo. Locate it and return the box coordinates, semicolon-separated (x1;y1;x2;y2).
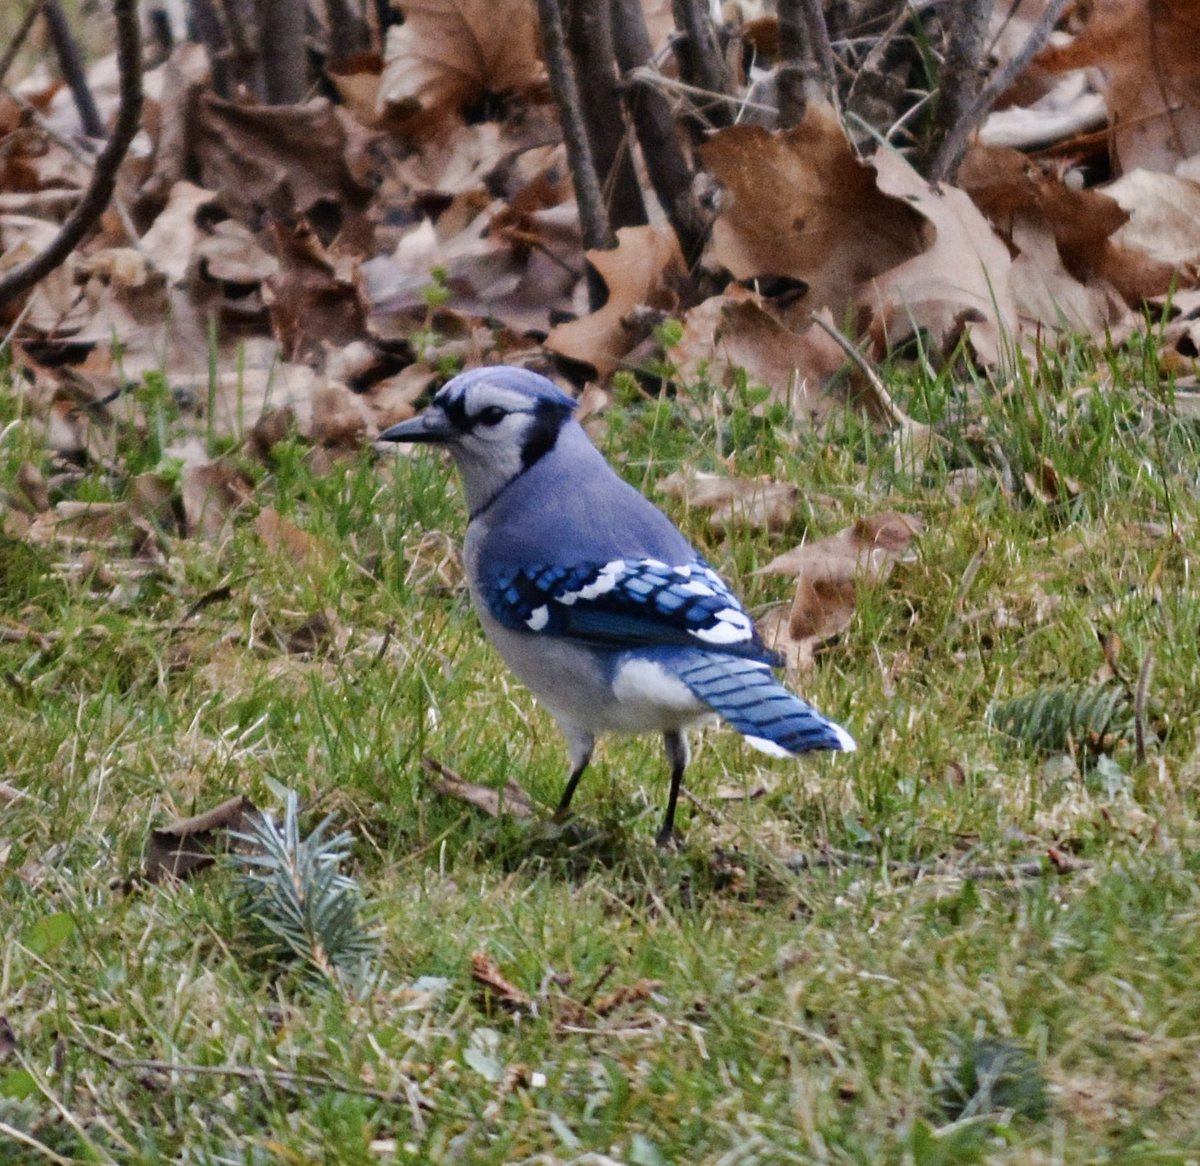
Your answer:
2;329;1199;1164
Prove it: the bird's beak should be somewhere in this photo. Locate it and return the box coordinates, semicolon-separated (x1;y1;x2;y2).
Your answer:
378;406;455;444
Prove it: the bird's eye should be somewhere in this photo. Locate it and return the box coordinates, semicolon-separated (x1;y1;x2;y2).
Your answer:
476;405;507;426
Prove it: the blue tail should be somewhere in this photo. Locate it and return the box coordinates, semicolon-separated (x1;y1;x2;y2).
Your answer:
673;651;856;756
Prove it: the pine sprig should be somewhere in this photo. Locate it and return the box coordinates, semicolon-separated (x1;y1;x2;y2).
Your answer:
233;791;375;983
987;682;1136;754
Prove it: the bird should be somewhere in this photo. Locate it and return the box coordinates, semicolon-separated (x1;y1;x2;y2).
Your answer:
379;365;855;846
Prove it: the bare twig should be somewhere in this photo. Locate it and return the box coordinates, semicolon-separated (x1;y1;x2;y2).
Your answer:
926;0;993;173
77;1039;435;1121
260;0;308;103
1135;647;1154;766
325;0;371;60
671;0;732;128
626;68;777;118
808;313;910;428
534;0;612;268
782;845;1087;881
0;1;42;91
42;0;103;136
0;1120;77;1166
930;0;1071;182
611;0;707;263
777;0;838;127
800;0;838;100
565;0;646;234
0;0;143;309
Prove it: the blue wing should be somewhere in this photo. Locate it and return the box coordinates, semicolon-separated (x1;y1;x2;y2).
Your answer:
483;558;780;663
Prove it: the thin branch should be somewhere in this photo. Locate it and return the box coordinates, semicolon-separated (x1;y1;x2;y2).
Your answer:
781;845;1088;881
77;1038;435;1123
534;0;612;264
1134;647;1154;766
611;0;708;263
0;1;43;91
800;0;838;100
259;0;308;103
808;313;910;427
671;0;732;128
0;0;143;309
42;0;103;136
776;0;837;127
565;0;646;233
929;0;1071;183
926;0;993;173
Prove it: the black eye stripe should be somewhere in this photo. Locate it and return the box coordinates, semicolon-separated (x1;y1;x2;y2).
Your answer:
440;393;470;431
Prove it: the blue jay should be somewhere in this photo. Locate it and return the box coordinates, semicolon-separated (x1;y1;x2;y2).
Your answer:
379;366;855;845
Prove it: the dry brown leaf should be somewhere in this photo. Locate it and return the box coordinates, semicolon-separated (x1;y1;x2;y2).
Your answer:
137;181;216;285
365;362;440;430
547;225;687;377
759;512;923;673
421;756;536;819
1024;456;1082;505
265;220;369;365
669;292;850;423
181;462;253;540
144;795;262;883
470;952;534;1010
196;220;279;285
981;71;1108;151
701;108;926;318
366;204;578;338
1104;170;1200;268
659;469;800;535
1007;216;1129;337
958;144;1176;308
25;501;126;548
14;462;50;514
377;0;546;135
592;979;662;1018
256;507;331;571
859;150;1017;365
326;51;385;128
1040;0;1200;175
195;95;376;224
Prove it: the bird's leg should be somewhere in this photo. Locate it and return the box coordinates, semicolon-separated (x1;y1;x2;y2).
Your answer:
656;730;690;848
554;728;594;820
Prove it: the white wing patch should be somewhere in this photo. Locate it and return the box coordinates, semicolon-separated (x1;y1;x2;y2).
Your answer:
560;559;624;605
526;605;549;631
689;606;753;645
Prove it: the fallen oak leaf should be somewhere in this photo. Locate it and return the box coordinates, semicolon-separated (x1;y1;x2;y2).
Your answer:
758;511;923;673
377;0;547;136
859;149;1017;366
591;979;663;1018
701;108;926;319
546;224;687;377
470;952;534;1012
658;469;800;535
668;293;852;425
144;795;262;883
256;507;331;572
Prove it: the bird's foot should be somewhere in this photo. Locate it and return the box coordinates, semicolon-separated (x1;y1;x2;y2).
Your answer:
654;825;683;851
